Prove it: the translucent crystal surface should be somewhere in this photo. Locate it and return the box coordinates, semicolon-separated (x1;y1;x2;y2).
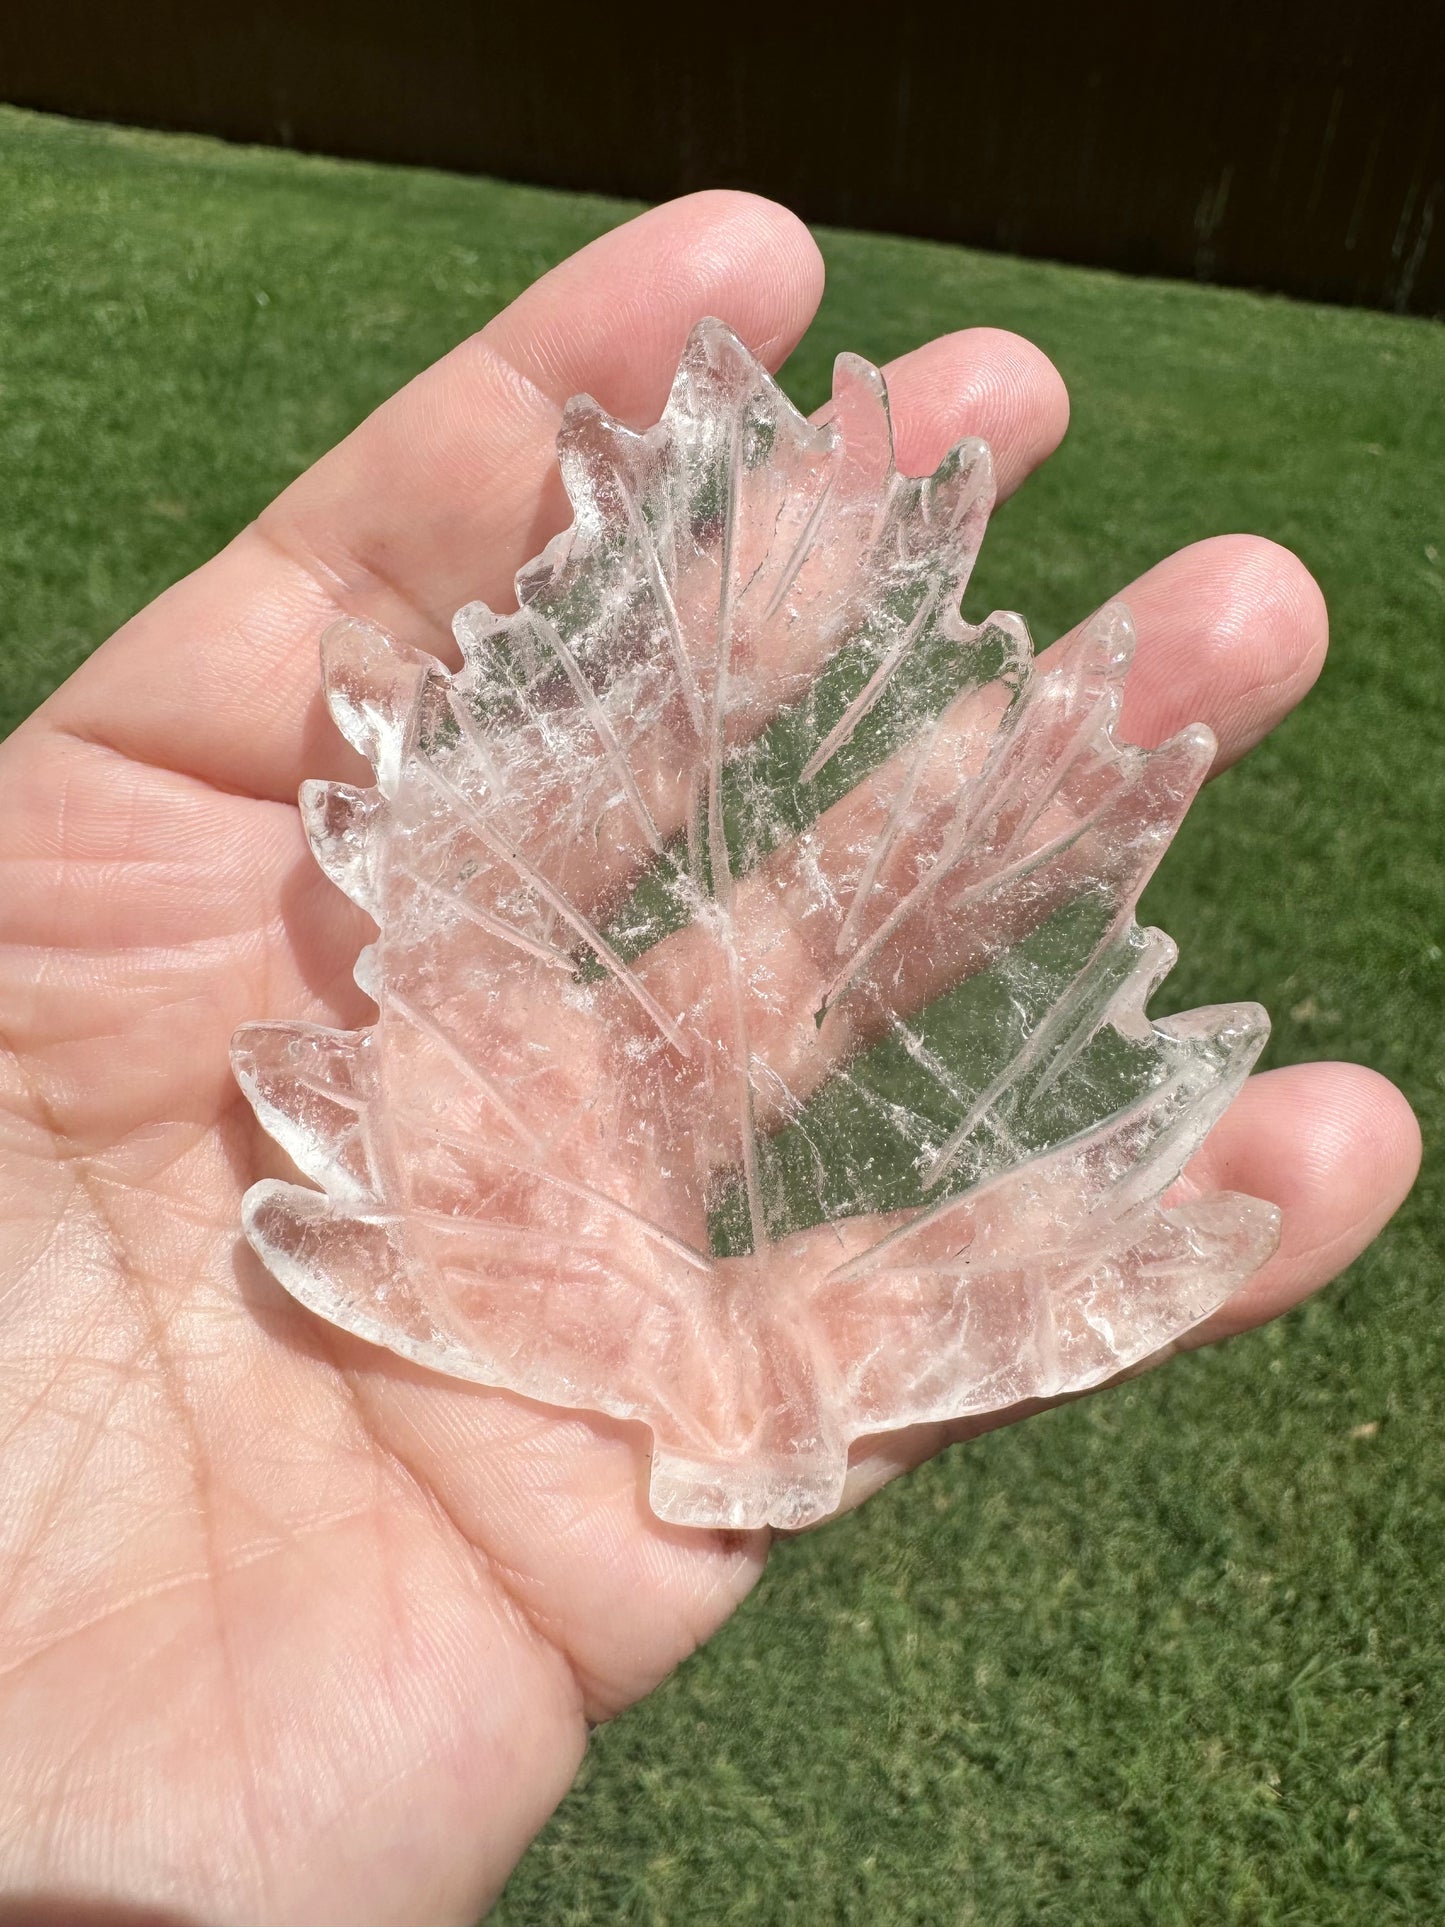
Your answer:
235;319;1279;1530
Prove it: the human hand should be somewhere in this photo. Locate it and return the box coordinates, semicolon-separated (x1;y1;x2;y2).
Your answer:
0;193;1420;1925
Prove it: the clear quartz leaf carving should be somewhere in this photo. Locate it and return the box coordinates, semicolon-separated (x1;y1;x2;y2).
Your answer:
234;318;1280;1531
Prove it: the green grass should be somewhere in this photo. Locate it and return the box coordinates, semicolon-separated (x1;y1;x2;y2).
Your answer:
2;107;1442;1924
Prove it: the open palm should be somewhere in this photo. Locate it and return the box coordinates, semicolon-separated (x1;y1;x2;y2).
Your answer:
0;195;1419;1926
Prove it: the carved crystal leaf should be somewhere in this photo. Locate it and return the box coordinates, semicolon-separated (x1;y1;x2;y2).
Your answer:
234;318;1279;1530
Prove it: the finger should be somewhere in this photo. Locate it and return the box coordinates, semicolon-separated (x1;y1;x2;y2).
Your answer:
1102;532;1328;773
260;192;826;638
36;193;826;801
1169;1061;1421;1339
880;325;1069;491
641;533;1328;1146
834;1061;1421;1515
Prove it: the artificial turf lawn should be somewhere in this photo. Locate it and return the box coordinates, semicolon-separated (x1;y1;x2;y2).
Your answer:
1;104;1442;1924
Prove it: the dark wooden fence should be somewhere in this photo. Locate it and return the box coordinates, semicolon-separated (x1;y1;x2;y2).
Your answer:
3;0;1442;315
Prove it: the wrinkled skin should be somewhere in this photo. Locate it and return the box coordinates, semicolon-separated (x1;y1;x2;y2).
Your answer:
0;195;1420;1925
